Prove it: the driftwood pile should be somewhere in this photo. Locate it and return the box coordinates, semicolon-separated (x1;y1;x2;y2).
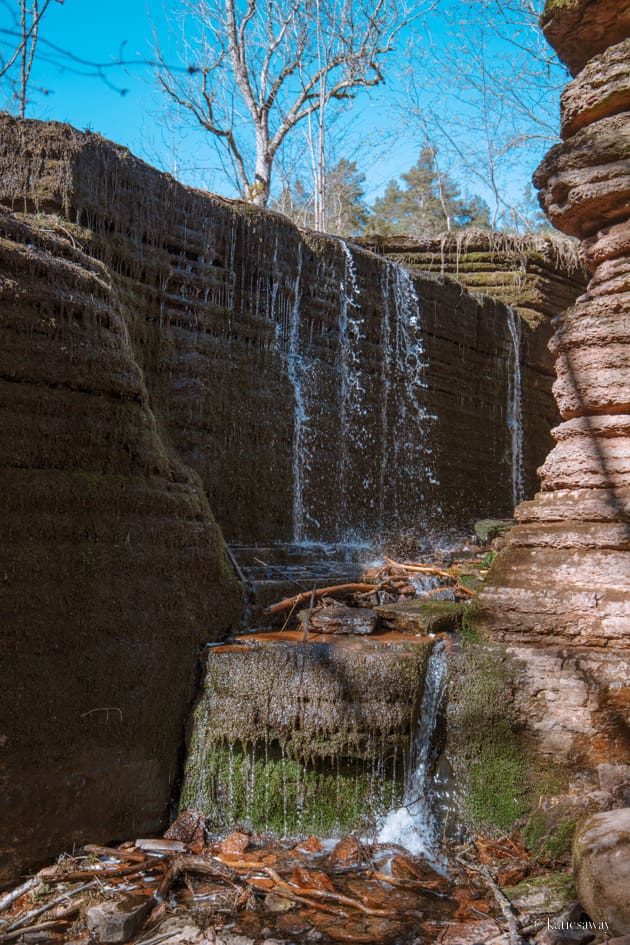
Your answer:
262;555;482;634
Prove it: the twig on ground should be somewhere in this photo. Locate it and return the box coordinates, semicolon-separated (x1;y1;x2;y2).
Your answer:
4;882;94;933
0;880;39;914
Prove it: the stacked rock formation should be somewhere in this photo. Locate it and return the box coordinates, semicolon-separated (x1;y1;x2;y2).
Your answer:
355;229;586;329
478;0;630;771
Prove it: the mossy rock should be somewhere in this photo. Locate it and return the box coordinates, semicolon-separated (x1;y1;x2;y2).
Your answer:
503;871;577;917
374;600;466;634
473;519;514;544
181;741;403;837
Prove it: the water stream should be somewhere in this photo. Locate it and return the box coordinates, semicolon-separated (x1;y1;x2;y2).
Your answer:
506;306;525;507
377;641;448;857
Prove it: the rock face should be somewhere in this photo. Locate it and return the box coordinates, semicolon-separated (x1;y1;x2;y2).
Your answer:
477;1;630;774
0;206;243;884
573;808;630;935
0;115;567;545
355;230;587;328
0;115;587;877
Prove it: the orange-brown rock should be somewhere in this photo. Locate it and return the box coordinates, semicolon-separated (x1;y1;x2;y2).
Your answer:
478;0;630;775
219;832;250;855
533;114;630;239
540;0;630;76
561;38;630;137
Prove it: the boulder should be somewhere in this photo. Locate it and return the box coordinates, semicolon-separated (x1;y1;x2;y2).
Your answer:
298;604;378;635
86;894;155;943
573;808;630;936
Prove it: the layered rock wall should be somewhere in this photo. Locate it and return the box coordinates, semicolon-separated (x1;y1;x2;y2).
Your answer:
0;116;564;545
355;230;586;329
0;207;243;883
477;0;630;774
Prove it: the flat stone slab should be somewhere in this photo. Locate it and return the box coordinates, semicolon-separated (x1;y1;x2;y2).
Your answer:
374;600;466;634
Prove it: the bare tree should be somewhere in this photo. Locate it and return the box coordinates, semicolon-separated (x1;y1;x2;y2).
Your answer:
0;0;63;116
401;0;567;231
155;0;432;207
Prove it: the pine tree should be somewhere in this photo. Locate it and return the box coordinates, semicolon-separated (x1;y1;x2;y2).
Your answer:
367;148;490;237
323;159;369;236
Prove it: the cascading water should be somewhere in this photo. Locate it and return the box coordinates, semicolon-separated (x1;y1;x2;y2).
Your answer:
380;260;437;530
287;244;307;542
506;306;525;507
377;641;448;857
338;239;366;534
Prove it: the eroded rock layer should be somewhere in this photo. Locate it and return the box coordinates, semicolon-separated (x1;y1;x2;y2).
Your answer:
0;115;563;543
355;230;586;329
477;0;630;772
0;208;243;883
181;635;432;835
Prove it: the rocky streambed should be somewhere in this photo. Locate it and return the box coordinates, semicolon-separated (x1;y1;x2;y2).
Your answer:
0;817;594;945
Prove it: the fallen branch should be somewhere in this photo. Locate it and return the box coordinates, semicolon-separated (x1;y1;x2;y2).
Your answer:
262;867;395;917
0;879;39;913
0;918;73;942
83;844;149;863
369;870;447;897
4;882;94;933
156;855;238;901
456;856;524;945
244;878;340;915
254;557;308;593
263;584;377;616
46;860;160;883
384;557;452;579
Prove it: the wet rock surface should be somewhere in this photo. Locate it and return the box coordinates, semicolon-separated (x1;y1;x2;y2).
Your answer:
0;825;584;945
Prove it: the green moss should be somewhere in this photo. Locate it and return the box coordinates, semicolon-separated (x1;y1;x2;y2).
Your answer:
503;871;577;905
467;743;529;830
523;814;577;860
448;646;536;830
180;741;402;836
461;601;481;644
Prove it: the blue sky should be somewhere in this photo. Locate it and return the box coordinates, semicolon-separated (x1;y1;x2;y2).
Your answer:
0;0;562;221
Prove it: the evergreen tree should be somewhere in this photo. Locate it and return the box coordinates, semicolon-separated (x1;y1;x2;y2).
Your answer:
366;148;490;237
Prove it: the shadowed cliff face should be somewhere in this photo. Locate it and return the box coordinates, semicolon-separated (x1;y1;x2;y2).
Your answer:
477;0;630;775
0;206;244;884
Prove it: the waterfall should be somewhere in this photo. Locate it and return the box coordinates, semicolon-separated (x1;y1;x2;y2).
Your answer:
380;260;437;530
506;306;525;507
287;244;307;542
338;240;364;513
378;265;393;530
377;641;448;857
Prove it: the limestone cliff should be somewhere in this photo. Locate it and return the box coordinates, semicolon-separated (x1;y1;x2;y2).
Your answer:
0;116;562;544
477;0;630;780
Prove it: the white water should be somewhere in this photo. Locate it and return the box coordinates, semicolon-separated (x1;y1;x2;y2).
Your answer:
377;641;448;857
506;306;525;507
287;243;307;542
338;239;365;526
